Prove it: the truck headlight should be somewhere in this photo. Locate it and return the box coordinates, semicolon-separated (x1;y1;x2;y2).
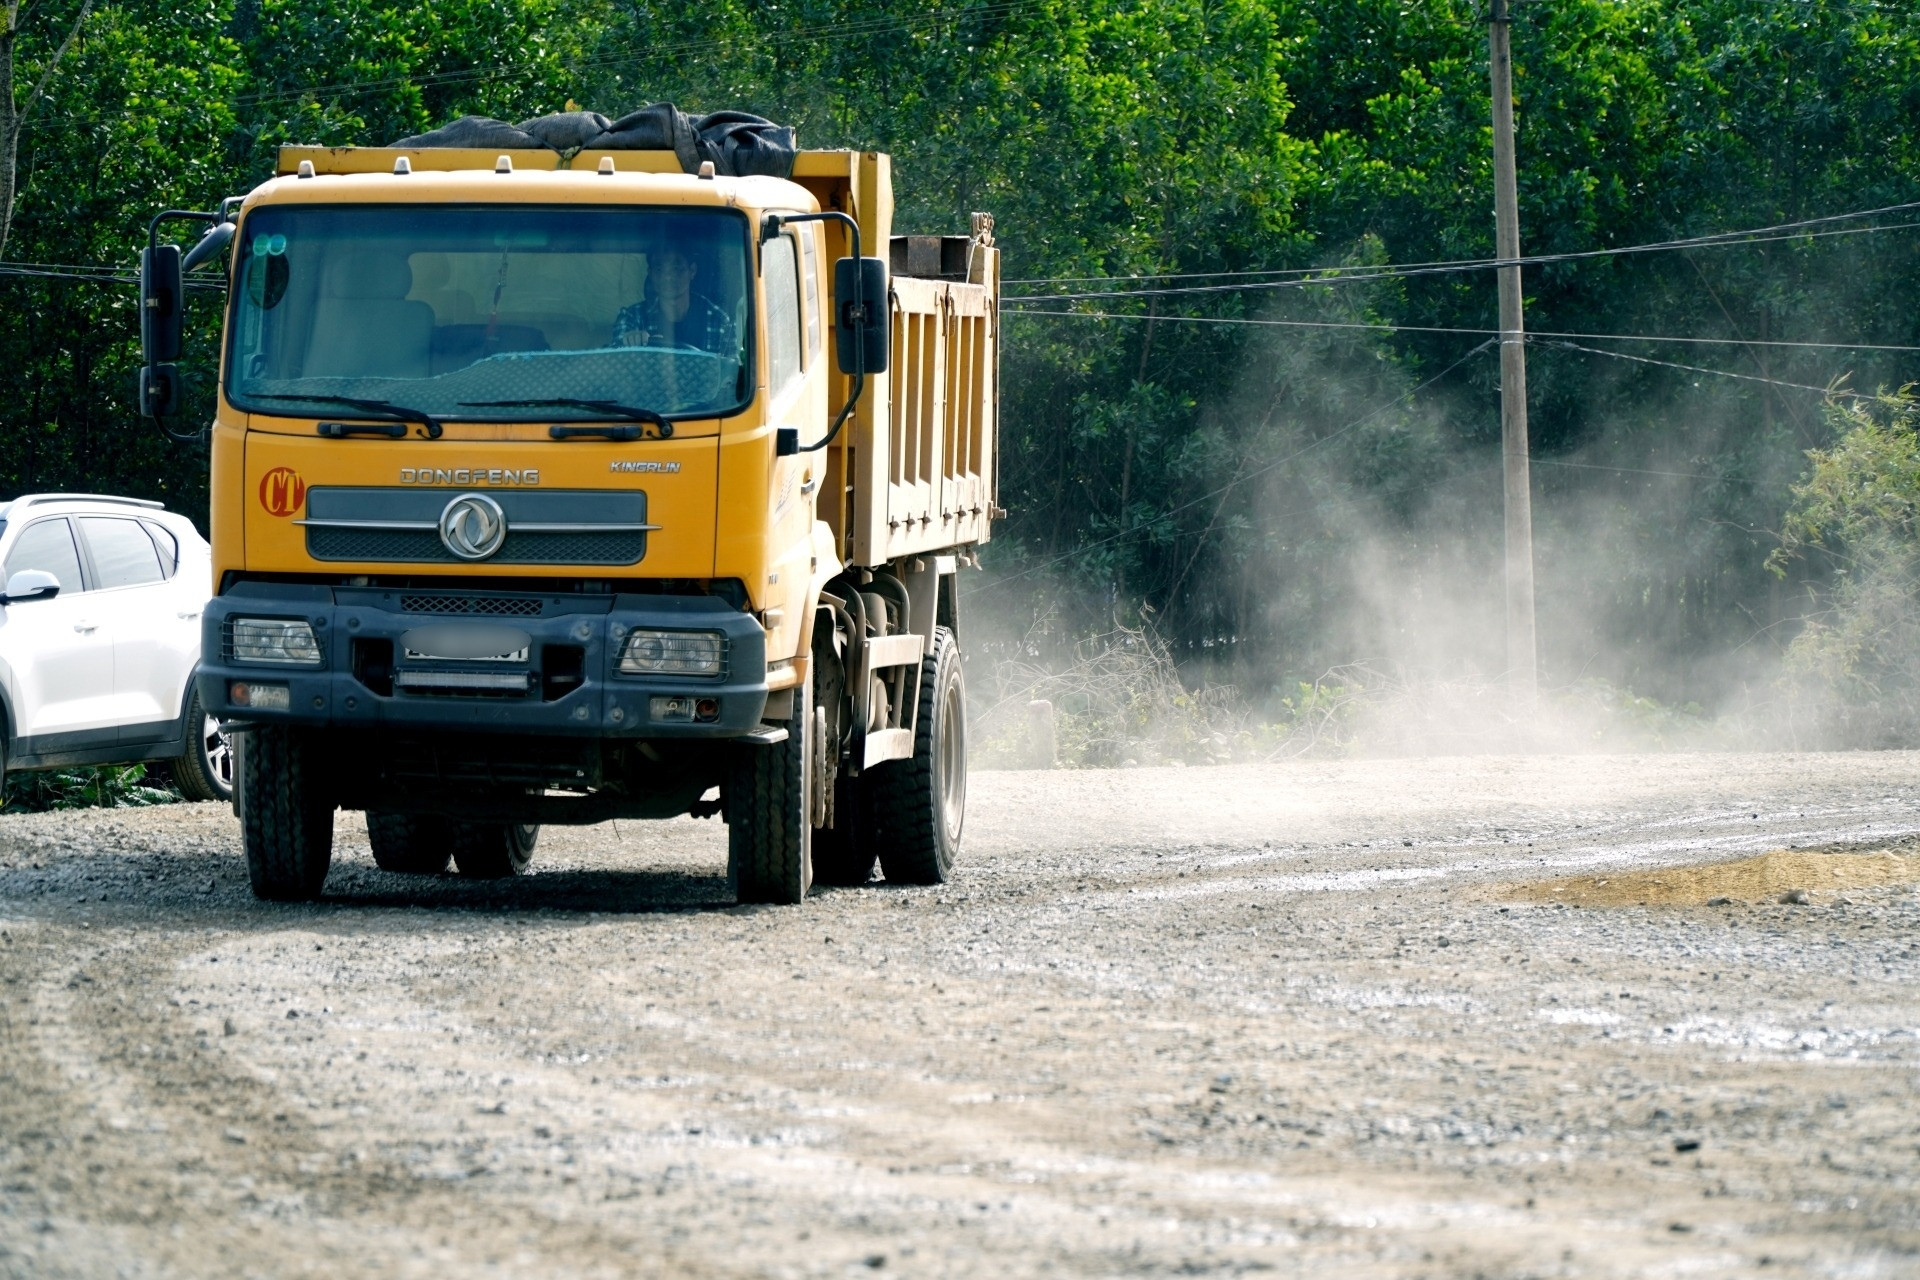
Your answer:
619;630;724;676
230;618;323;666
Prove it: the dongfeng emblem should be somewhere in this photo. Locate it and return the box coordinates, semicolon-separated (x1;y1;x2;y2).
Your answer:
438;493;507;560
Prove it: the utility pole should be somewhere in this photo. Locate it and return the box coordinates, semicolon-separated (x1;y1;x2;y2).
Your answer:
1488;0;1537;701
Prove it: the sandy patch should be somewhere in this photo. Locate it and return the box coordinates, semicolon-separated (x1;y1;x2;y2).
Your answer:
1503;848;1920;907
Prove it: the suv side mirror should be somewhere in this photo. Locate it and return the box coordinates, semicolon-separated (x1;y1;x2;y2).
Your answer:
834;256;890;376
141;243;183;365
3;569;61;603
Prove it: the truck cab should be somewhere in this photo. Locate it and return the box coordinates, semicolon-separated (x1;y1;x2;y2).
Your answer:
142;141;998;903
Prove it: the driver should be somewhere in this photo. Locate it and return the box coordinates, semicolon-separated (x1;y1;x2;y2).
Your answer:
612;248;737;354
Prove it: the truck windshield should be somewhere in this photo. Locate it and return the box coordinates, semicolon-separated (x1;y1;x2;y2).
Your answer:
225;205;753;422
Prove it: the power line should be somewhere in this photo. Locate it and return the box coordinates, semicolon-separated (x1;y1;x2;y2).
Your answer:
1533;459;1736;484
980;338;1498;589
1003;218;1920;303
1539;339;1867;397
1008;306;1920;353
1007;198;1920;287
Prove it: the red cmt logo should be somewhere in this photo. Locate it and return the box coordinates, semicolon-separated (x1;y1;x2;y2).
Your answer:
259;467;307;517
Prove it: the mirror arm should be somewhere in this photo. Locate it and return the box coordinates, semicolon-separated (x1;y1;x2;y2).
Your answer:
147;208;222;257
763;210;872;454
763;209;861;264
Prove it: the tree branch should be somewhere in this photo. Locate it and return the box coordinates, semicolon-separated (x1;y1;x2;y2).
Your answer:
20;0;89;126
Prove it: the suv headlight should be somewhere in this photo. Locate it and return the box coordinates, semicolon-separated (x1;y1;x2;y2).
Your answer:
619;629;724;676
230;618;323;666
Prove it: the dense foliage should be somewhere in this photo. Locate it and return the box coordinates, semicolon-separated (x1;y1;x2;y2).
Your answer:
4;0;1918;730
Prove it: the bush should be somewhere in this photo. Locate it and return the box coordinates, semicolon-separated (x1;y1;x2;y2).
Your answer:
2;763;180;813
1770;388;1920;746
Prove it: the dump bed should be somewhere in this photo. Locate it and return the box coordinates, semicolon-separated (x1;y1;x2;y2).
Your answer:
275;145;1000;570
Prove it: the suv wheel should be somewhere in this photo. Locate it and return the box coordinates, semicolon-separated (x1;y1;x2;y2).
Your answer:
172;689;233;802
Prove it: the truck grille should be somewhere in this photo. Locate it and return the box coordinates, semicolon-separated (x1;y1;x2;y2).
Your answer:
307;527;648;565
300;487;652;566
400;594;545;617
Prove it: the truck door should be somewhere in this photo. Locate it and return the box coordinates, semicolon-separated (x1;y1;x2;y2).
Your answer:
0;517;117;743
73;515;190;741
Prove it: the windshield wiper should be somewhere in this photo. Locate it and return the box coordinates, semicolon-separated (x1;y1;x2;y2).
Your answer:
459;398;674;440
251;394;444;439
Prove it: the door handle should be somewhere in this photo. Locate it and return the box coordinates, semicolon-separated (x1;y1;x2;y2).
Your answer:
74;620;98;633
800;476;819;496
177;611;201;620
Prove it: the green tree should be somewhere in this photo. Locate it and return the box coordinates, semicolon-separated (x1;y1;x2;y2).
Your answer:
1772;388;1920;740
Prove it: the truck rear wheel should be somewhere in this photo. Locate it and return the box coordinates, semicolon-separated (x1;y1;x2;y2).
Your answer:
238;726;335;902
366;812;455;875
451;824;540;879
728;671;812;903
871;626;966;885
808;624;874;887
811;773;876;886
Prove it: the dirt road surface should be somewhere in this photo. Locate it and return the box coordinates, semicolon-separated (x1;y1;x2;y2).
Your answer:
3;752;1918;1278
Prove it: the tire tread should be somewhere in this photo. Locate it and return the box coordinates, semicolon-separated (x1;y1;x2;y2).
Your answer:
728;680;811;903
872;626;963;885
239;727;334;901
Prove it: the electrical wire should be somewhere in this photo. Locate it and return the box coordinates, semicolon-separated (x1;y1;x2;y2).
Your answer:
1532;459;1736;484
1004;220;1920;303
1006;198;1920;289
981;338;1498;589
1538;339;1867;397
1007;306;1920;353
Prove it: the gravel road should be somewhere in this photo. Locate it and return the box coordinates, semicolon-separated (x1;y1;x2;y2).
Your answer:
2;752;1918;1279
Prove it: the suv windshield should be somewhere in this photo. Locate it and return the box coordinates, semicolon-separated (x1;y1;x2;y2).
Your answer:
226;205;753;422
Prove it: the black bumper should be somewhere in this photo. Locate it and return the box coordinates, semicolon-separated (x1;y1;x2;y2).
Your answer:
197;582;768;739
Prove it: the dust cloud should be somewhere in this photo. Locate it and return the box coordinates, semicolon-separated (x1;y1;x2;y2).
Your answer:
974;279;1904;764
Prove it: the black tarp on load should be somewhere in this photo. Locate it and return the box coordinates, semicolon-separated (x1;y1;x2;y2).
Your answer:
389;103;798;179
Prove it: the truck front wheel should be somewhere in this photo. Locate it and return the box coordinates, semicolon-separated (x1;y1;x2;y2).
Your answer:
727;671;812;903
871;626;966;885
238;727;336;902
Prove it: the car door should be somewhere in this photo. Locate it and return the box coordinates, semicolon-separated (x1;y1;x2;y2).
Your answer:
0;516;118;746
147;517;209;722
72;515;180;740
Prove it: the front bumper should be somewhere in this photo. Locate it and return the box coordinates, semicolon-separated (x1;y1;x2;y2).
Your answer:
197;582;769;738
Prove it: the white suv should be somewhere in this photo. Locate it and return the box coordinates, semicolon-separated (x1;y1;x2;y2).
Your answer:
0;494;230;802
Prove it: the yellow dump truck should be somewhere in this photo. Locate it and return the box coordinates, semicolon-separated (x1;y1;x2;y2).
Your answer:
138;139;998;903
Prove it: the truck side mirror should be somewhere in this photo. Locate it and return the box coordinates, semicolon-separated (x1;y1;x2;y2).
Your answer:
139;364;182;418
141;243;183;365
181;221;236;273
834;256;890;376
3;569;61;604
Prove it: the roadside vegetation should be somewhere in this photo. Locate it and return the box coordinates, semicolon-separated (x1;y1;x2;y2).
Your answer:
2;764;178;813
3;0;1919;762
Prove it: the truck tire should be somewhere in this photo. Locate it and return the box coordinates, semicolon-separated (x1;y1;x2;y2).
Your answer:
871;626;966;885
172;690;234;803
811;773;876;886
807;625;874;887
366;812;455;875
727;669;812;903
238;726;335;902
451;824;540;879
